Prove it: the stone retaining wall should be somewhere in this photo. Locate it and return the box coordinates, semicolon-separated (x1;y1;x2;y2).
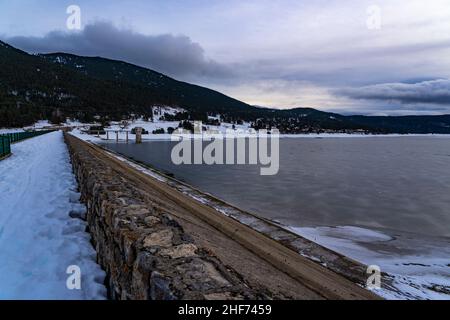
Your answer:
65;134;262;300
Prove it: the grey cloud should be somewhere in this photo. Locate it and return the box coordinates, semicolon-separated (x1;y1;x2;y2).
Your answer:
6;21;232;80
336;79;450;105
233;35;450;89
4;21;450;115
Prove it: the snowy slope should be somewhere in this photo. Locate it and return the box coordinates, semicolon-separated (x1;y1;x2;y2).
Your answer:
0;131;106;299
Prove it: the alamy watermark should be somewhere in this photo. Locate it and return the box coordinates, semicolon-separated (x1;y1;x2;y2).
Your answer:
66;5;82;30
366;5;382;30
366;265;381;290
66;265;81;290
170;122;280;176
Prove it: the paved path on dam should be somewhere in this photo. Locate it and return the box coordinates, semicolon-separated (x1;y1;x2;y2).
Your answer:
66;133;381;300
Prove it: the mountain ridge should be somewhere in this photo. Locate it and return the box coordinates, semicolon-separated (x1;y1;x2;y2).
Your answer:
2;40;450;133
40;52;254;115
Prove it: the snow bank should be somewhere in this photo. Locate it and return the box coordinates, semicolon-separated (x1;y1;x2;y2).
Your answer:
24;120;51;130
0;131;106;299
0;128;24;134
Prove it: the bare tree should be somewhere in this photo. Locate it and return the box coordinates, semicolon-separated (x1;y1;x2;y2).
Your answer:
119;120;129;130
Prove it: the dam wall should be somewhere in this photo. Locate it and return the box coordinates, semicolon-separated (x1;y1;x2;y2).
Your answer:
64;133;260;300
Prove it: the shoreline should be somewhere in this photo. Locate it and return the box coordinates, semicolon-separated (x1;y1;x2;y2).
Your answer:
3;123;450;143
74;129;450;143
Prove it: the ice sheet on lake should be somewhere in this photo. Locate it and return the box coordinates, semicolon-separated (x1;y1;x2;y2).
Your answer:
288;225;450;300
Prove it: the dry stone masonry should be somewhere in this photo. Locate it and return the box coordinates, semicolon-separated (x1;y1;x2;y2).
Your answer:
65;134;262;300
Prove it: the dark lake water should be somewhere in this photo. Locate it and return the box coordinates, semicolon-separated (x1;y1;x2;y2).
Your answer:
101;137;450;238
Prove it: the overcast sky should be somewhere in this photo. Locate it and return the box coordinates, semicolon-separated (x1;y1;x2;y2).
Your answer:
1;0;450;115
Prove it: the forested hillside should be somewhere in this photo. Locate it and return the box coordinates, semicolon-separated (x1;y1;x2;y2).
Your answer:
2;40;450;133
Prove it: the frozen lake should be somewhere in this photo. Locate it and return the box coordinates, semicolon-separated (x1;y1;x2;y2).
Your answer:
101;136;450;299
102;136;450;237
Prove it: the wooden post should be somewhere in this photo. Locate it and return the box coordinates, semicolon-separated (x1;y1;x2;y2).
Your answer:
136;127;143;144
116;131;119;142
106;131;109;140
126;131;129;143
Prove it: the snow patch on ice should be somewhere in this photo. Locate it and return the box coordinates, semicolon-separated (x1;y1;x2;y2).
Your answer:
288;225;450;300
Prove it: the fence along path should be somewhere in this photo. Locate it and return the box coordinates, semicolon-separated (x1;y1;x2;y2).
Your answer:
0;130;54;159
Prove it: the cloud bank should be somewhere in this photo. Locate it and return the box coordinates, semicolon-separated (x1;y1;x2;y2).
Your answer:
6;21;231;80
337;79;450;105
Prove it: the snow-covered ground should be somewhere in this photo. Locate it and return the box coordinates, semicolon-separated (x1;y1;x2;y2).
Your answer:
24;120;51;130
0;128;24;134
69;117;254;143
3;115;450;141
70;118;450;143
0;120;52;134
0;131;106;299
287;225;450;300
